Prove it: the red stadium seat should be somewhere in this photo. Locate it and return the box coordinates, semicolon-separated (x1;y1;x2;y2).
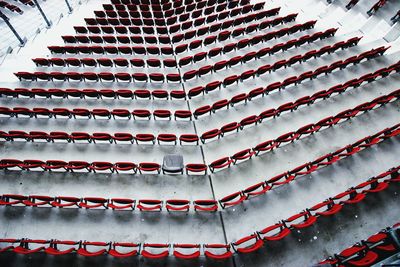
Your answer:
6;130;30;141
142;244;169;259
113;133;134;144
201;129;221;143
231;149;255;164
194;106;212;119
44;160;69;171
308;200;342;217
108;198;135;210
166;199;190;212
109;242;139;258
174;110;192;120
14;240;49;254
337;244;379;266
179;134;199;145
243;182;272;198
89;162;114;172
354;179;389;194
77;242;108;257
219;191;246;208
153;110;171;120
221;122;240;135
134;89;151;99
66;161;91;172
333;190;366;205
232;234;264;254
132;109;151;120
258;223;291;241
253;140;278;155
135;134;155;144
51;196;81;208
79;197;108;209
0;239;21;253
365;232;398;253
204;244;232;260
173;244;200;259
45;240;79;255
70;132;92;143
23;195;54;207
111;109;131;119
137;199;162;211
138;162;161;174
20;160;45;170
0;194;28;205
115;72;132;82
0;159;24;170
132;73;148;82
157;134;177;145
185;163;207;175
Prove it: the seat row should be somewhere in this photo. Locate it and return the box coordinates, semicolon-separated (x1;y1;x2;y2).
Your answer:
0;239;237;260
0;239;229;260
47;18;314;57
188;46;389;100
33;57;180;68
85;7;278;36
0;131;202;146
206;92;399;173
0;88;188;100
0;159;209;175
0;195;219;212
318;221;400;266
184;34;357;82
0;167;398;259
48;44;174;55
68;12;295;46
218;123;400;209
0;130;196;144
14;71;181;83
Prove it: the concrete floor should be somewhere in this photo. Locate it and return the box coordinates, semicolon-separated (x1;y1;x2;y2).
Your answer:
0;0;400;266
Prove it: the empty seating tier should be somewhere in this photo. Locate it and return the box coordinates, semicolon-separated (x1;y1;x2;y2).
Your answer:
1;0;400;266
